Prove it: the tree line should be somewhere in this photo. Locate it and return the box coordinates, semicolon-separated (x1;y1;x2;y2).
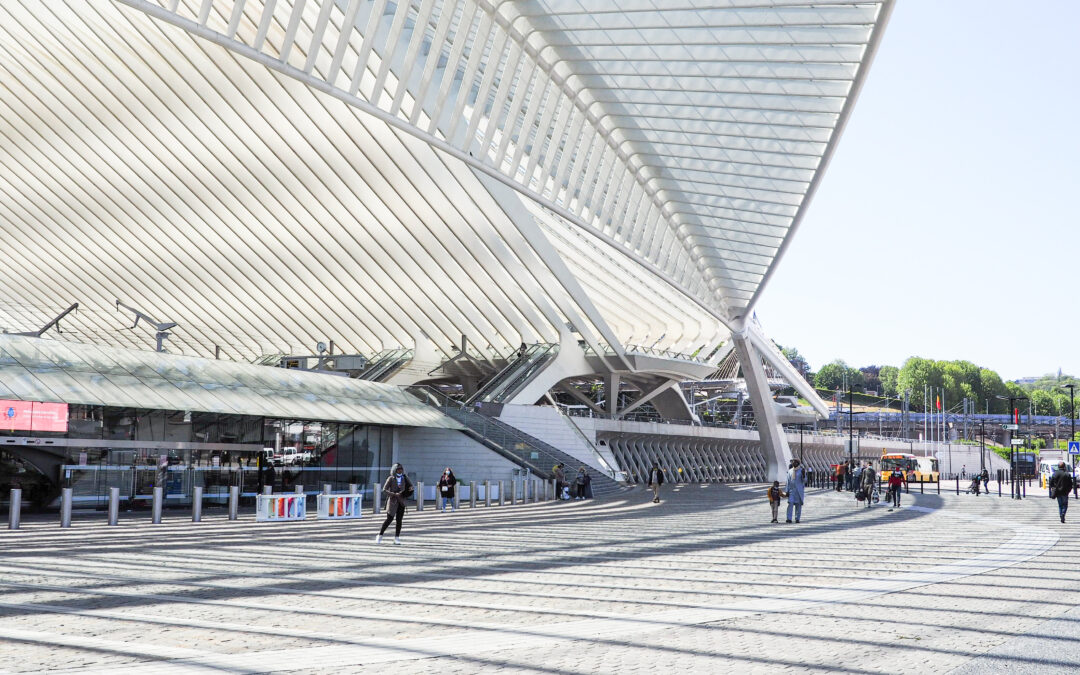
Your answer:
779;346;1080;416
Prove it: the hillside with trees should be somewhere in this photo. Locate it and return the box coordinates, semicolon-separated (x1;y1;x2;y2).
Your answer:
781;348;1079;417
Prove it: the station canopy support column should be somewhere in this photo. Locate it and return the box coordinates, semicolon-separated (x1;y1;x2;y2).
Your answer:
732;331;792;483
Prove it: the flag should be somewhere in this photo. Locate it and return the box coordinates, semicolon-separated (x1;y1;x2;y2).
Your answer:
935;395;941;410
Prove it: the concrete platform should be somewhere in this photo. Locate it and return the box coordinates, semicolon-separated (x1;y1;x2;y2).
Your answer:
1;484;1077;673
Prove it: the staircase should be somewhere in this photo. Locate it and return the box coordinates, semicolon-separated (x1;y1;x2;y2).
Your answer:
407;387;625;498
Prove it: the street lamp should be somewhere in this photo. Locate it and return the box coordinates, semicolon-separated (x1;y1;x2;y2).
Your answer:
1063;384;1075;495
997;394;1028;500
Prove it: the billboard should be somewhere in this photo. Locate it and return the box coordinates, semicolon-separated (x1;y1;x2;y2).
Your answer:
0;400;69;432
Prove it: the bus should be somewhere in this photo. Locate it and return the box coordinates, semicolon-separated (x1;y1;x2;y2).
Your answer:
880;453;939;483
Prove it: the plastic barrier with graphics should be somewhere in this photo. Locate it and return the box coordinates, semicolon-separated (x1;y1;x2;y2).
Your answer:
317;494;363;520
256;494;307;522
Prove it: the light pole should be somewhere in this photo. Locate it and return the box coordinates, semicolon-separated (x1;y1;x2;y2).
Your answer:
997;394;1028;499
1064;384;1075;495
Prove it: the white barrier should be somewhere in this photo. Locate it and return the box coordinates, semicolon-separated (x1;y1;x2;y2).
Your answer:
256;494;307;522
317;494;363;520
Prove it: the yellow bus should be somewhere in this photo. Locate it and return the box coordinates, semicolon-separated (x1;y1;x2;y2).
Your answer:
881;453;939;483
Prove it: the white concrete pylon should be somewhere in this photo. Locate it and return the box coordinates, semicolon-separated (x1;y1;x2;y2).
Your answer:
731;330;792;482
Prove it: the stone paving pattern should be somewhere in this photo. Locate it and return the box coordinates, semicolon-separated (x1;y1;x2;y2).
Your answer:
0;480;1077;673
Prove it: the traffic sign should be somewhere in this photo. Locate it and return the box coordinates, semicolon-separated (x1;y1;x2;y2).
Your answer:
1010;439;1025;446
1069;441;1080;455
1002;424;1019;431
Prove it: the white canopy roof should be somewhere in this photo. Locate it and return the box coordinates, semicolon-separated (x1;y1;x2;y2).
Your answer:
0;0;890;368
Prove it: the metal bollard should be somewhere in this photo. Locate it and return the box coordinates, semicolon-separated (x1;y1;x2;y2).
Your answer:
152;486;163;524
108;487;120;526
228;486;239;520
8;488;21;530
484;480;491;507
453;484;460;511
1022;480;1026;498
510;479;517;505
998;479;1002;497
349;483;358;494
60;487;72;528
498;480;504;506
322;484;332;495
469;481;476;508
192;486;203;522
955;476;959;495
262;485;273;495
373;483;382;515
416;482;424;511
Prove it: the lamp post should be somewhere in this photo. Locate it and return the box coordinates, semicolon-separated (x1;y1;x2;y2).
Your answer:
997;394;1028;499
1064;384;1075;495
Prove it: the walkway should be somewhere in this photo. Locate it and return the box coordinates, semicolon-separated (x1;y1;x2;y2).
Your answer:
1;484;1078;673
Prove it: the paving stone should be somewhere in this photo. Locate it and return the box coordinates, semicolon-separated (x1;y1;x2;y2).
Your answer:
0;483;1076;673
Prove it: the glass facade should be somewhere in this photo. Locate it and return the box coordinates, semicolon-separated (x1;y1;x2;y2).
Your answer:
1;403;397;509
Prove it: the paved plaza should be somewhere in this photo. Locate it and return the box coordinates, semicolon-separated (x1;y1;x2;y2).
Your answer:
1;483;1079;674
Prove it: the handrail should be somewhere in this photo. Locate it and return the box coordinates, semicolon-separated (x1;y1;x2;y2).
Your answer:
556;407;617;479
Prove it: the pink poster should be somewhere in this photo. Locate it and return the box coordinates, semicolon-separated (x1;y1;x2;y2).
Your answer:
0;400;69;432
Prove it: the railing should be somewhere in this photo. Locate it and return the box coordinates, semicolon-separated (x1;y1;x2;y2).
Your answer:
467;343;558;404
556;408;618;480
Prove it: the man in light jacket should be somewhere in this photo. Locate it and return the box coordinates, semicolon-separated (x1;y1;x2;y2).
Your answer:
786;459;805;523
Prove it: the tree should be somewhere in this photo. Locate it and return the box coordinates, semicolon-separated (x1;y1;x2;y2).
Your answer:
780;345;811;383
860;365;881;394
879;365;899;397
813;360;865;392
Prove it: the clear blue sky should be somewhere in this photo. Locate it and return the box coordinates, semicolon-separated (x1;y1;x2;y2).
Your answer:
757;0;1080;381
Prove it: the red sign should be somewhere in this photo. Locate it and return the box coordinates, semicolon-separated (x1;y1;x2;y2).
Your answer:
0;400;69;432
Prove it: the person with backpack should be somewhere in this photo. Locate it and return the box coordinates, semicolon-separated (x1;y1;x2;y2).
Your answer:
887;469;904;511
377;463;412;544
1050;462;1075;523
767;480;786;523
981;468;990;494
647;462;664;504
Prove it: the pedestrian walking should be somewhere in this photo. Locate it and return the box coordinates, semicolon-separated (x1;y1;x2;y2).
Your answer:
981;469;990;493
834;463;845;492
376;463;412;544
647;462;664;503
1050;462;1075;524
437;467;457;512
578;468;593;499
860;461;876;509
767;481;786;523
786;459;805;523
961;466;967;479
887;469;904;511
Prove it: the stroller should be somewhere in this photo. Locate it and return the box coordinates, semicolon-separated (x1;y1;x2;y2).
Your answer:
967;476;981;495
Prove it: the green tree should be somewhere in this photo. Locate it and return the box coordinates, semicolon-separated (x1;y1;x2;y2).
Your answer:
780;345;811;383
813;360;865;392
879;365;899;397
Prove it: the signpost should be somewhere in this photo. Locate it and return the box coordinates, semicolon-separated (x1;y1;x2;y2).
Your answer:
1002;423;1019;431
1069;441;1080;456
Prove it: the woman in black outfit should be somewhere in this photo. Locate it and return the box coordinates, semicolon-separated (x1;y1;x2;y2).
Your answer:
377;463;412;545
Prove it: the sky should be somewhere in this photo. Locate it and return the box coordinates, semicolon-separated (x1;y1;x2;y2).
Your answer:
756;0;1080;381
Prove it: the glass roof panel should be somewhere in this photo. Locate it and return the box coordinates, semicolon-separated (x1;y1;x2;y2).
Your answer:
0;335;458;429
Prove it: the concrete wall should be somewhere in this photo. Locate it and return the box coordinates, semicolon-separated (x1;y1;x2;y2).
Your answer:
496;405;618;473
395;427;523;485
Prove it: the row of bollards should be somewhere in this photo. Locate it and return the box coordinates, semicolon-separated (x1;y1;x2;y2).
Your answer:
8;478;553;529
